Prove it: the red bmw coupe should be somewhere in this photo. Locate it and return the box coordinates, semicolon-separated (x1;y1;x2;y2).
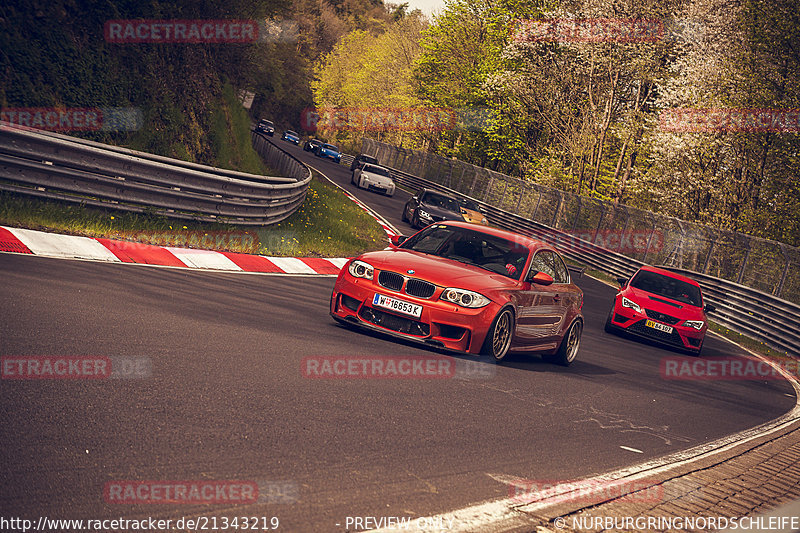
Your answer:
605;266;715;355
330;222;584;365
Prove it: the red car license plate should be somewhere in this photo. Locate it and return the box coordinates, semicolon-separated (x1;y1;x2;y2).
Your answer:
373;293;422;318
646;319;673;334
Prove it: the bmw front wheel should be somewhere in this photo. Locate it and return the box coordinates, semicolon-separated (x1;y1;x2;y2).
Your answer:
482;308;514;362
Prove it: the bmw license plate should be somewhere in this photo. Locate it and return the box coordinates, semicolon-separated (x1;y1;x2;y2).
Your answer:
646;319;673;334
373;293;422;318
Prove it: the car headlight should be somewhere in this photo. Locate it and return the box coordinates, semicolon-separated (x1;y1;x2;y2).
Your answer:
682;320;705;330
621;297;641;313
440;288;490;308
418;209;431;220
348;260;374;280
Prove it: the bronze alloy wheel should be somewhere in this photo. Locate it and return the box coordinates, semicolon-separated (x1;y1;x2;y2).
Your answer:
484;308;514;361
545;320;582;366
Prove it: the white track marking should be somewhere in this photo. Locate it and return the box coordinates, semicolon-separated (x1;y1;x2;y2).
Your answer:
328;258;349;269
369;351;800;533
262;256;318;274
307;163;401;236
163;247;241;271
5;226;120;262
620;445;644;453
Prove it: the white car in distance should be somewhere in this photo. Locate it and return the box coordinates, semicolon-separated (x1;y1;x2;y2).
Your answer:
351;164;396;197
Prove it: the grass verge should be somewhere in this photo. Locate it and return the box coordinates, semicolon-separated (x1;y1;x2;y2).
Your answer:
0;173;386;257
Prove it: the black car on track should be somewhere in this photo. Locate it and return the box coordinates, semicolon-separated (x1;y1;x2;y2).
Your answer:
402;189;466;228
303;138;323;152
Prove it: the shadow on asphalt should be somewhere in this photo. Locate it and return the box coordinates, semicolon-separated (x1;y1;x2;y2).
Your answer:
329;320;620;376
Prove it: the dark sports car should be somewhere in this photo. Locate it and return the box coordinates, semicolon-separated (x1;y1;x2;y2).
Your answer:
402;189;465;228
303;138;322;152
331;221;584;364
255;119;274;136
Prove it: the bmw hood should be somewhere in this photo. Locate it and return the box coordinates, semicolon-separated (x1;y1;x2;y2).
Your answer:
356;249;519;292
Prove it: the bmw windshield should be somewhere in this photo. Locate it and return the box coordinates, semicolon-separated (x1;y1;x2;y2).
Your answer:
401;224;529;280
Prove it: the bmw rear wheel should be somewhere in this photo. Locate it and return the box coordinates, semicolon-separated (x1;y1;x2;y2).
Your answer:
482;308;514;362
546;320;582;366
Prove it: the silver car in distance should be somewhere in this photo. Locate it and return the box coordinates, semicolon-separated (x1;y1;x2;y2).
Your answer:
352;164;396;197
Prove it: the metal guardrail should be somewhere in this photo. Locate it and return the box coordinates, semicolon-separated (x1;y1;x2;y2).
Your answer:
363;140;800;305
368;154;800;357
0;122;311;226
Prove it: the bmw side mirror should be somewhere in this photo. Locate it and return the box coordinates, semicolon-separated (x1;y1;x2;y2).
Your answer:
704;303;716;313
390;235;407;246
531;271;554;286
616;277;628;287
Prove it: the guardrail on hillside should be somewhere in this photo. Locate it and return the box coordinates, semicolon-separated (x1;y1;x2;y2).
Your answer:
362;139;800;306
359;147;800;357
0;122;311;226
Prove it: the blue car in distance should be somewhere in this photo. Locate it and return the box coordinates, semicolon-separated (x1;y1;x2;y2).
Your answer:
281;130;300;145
315;143;341;163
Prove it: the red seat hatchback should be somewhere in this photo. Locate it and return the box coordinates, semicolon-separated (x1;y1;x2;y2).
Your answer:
605;266;715;355
330;222;584;365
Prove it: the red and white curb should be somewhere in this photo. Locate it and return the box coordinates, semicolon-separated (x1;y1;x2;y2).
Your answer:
339;187;399;237
0;226;349;276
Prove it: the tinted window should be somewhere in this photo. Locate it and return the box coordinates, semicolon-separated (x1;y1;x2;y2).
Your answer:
421;192;460;213
529;251;556;280
363;165;390;177
528;250;569;283
322;144;338;151
630;270;702;306
458;198;481;211
552;253;569;283
402;225;530;279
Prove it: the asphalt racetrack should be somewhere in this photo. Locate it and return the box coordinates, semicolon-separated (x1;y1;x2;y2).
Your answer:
0;145;795;531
